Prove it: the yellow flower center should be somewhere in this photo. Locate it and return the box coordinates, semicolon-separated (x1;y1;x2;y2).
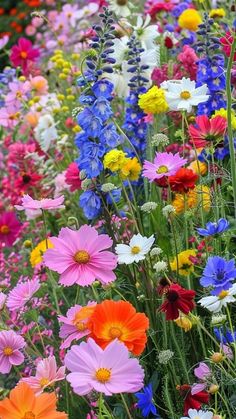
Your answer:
0;225;10;234
22;412;35;419
39;377;50;387
3;346;13;356
95;368;111;383
20;51;28;59
156;165;168;174
218;290;229;299
75;321;87;331
16;91;23;98
109;327;122;339
193;416;201;419
180;90;191;100
131;246;141;255
74;250;90;264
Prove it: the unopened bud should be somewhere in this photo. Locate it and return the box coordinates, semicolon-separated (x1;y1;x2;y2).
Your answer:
23;240;32;248
209;384;219;394
210;352;224;363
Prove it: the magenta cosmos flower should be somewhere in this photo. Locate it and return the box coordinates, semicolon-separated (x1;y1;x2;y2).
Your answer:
10;37;40;74
15;194;65;213
0;330;26;373
43;225;117;286
6;277;40;311
21;356;65;395
143;152;187;181
0;212;21;247
65;338;144;396
58;302;96;349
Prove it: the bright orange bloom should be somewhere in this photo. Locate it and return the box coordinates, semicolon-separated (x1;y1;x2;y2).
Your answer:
88;300;149;356
0;382;67;419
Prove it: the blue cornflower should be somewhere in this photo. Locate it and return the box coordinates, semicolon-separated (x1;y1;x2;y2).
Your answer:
135;384;159;418
196;218;230;236
79;190;101;219
200;256;236;295
214;327;236;345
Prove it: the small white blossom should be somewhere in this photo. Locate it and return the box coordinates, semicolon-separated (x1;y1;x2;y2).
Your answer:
34;114;58;152
211;314;227;326
153;261;167;273
150;247;163;257
140;202;158;213
162;205;176;218
101;183;117;193
115;234;155;265
151;133;169;147
199;284;236;313
158;350;174;364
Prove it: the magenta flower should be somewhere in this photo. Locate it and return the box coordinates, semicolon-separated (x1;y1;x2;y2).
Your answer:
43;225;117;286
15;194;65;213
6;277;40;311
58;302;96;349
143;152;187;181
10;38;40;74
21;356;65;394
191;362;211;395
65;338;144;396
0;212;21;247
0;330;26;373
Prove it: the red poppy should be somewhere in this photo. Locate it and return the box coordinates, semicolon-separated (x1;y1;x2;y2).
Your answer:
169;168;198;193
220;31;236;60
189;115;227;148
160;284;195;320
177;384;210;415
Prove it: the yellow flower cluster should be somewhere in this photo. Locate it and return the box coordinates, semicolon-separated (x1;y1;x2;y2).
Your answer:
30;239;53;267
212;108;236;130
103;150;142;181
50;49;80;79
138;86;168;114
170;249;196;276
178;9;202;31
209;8;225;19
172;185;211;214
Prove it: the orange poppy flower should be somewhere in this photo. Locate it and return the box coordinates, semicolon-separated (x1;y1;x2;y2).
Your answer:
0;382;67;419
88;300;149;356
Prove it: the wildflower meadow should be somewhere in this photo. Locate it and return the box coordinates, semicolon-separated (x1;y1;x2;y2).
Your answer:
0;0;236;418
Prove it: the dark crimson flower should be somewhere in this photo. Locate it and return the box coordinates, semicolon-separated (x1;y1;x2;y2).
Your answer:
157;277;172;296
177;384;210;415
160;284;195;320
10;37;40;74
220;31;236;61
169;168;198;193
189;115;227;148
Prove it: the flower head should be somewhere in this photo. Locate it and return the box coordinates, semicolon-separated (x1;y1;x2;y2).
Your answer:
30;239;54;267
115;233;155;264
169;168;198;193
0;382;67;418
189;115;227;148
15;194;65;213
177;385;209;416
120;157;142;181
160;284;195;320
178;9;202;31
135;383;158;417
103;149;127;172
196;219;230;237
0;212;21;247
220;32;236;61
21;356;66;395
181;409;213;419
65;162;82;192
65;338;144;396
0;330;26;373
88;300;149;356
6;277;40;311
200;256;236;295
10;37;40;74
143;152;187;181
108;0;131;17
43;225;117;286
199;283;236;312
138;86;168;114
170;250;196;276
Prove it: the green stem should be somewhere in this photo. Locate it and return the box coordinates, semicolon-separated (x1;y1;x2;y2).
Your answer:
120;394;132;419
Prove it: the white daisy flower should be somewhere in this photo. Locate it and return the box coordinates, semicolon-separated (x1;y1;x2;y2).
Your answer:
108;0;131;17
161;77;209;113
181;409;213;419
199;283;236;313
115;233;155;264
132;15;159;50
34;114;58;152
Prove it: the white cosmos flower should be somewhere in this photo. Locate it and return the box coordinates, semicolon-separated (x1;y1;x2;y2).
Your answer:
115;234;155;264
181;409;213;419
108;0;131;17
161;77;209;113
199;283;236;313
132;15;159;50
34;114;58;152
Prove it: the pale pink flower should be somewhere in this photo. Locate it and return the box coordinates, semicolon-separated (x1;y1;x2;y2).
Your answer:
21;356;65;394
6;277;40;311
0;330;26;373
0;104;21;128
65;338;144;396
15;194;65;213
43;225;117;286
5;81;30;106
0;35;9;50
0;292;6;310
191;362;211;395
143;152;187;181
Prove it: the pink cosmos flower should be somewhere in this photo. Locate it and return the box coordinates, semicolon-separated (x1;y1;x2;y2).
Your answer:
15;194;65;213
43;226;117;286
143;152;187;181
65;162;82;192
5;81;30;106
65;338;144;396
58;302;96;349
21;356;66;394
189;115;227;148
0;212;21;247
191;362;211;395
6;277;40;311
0;104;21;129
0;330;26;373
10;37;40;74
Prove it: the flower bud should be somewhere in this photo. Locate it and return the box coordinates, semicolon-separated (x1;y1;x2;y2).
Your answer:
209;384;219;394
210;352;224;363
23;240;32;248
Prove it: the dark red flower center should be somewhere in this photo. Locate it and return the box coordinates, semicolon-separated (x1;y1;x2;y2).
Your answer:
22;174;32;184
167;290;179;302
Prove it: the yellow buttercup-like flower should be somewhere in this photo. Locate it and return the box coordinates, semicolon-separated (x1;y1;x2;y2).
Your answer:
172;185;211;214
209;8;225;19
170;249;196;276
212;108;236;130
120;157;142;181
138;86;168;114
178;9;202;31
30;239;54;267
175;315;193;332
103;150;127;172
188;160;207;176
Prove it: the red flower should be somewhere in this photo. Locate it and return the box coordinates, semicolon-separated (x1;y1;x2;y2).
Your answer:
10;37;40;74
65;162;82;192
220;31;236;60
169;168;198;193
157;277;172;296
0;212;21;247
189;115;227;148
160;284;195;320
15;172;42;193
177;384;210;415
